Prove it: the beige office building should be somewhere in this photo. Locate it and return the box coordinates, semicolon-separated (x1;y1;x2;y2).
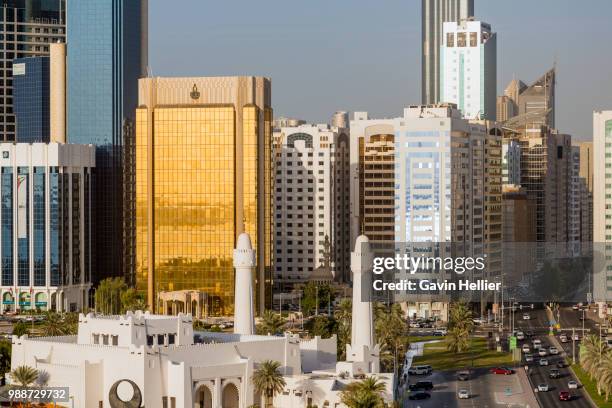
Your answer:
132;77;273;316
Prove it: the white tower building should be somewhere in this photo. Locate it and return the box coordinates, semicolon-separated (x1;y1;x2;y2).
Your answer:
233;233;255;335
337;235;380;375
440;19;497;120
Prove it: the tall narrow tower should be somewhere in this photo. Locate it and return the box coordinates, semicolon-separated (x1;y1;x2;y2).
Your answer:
233;233;256;335
422;0;474;104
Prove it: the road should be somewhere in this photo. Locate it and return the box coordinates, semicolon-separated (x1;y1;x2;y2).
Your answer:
514;307;594;408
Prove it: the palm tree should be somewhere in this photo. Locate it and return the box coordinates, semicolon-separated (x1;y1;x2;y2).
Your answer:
9;366;39;387
374;303;408;373
340;376;387;408
252;360;286;408
446;326;470;353
448;302;474;332
256;310;286;335
580;334;605;382
39;313;66;337
334;299;352;360
594;350;612;401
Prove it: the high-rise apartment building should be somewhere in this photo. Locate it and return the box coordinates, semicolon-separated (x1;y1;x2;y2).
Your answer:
440;19;497;120
593;111;612;309
421;0;474;105
577;141;593;244
133;76;273;317
0;143;95;313
67;0;147;284
349;112;396;248
272;124;350;288
351;104;502;320
502;69;556;129
0;0;65;142
331;111;349;128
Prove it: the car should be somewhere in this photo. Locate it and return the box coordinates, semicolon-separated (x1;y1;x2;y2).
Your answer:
490;367;514;375
549;369;561;379
458;389;470;399
568;380;578;389
457;371;470;381
522;344;530;353
549;346;559;355
557;361;566;368
407;365;432;375
516;331;525;341
539;358;549;366
559;391;572;401
409;322;421;328
523;313;531;320
560;334;568;343
538;384;550;392
408;392;431;400
525;330;535;337
572;305;580;310
533;339;542;349
408;381;433;391
573;334;580;341
538;349;548;357
433;329;447;336
525;354;534;363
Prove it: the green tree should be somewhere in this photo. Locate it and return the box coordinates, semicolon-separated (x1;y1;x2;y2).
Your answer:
12;321;29;337
256;310;286;335
252;360;286;408
446;326;470;353
8;366;38;387
339;376;387;408
374;303;409;373
301;282;335;316
94;277;128;314
448;302;474;332
120;288;147;313
39;313;66;337
306;315;338;338
0;341;11;381
334;299;352;360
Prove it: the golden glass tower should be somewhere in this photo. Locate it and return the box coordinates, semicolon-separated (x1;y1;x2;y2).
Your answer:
134;77;272;316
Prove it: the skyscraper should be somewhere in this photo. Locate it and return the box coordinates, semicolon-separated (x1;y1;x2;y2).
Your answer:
67;0;147;284
421;0;474;105
272;123;351;287
440;19;497;120
12;56;50;143
0;0;65;142
593;111;612;312
134;76;273;317
502;69;556;129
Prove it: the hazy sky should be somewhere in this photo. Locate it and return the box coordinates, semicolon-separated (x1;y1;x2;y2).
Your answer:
149;0;612;140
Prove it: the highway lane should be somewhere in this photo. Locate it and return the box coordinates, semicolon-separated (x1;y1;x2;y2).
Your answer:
514;307;593;408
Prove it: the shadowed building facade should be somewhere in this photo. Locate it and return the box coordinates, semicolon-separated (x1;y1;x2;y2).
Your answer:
133;77;272;316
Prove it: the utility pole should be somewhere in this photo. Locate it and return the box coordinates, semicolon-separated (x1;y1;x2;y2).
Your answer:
315;286;319;316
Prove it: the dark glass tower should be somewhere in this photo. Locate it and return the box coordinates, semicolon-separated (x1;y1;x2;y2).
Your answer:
67;0;147;283
12;56;50;142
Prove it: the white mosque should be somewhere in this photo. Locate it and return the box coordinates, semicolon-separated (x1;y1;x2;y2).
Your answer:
10;235;394;407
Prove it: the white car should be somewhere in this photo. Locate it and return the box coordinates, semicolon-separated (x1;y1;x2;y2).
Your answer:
560;334;568;343
539;358;549;366
516;331;525;340
522;344;530;353
458;389;470;399
525;354;534;362
523;313;531;320
537;384;550;392
538;349;547;357
572;305;579;310
533;339;542;349
568;380;579;389
549;346;559;355
573;334;580;341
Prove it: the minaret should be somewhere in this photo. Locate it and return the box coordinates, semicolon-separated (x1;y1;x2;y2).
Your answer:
233;233;255;335
351;235;374;350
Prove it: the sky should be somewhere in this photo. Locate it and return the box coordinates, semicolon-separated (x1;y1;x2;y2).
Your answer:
149;0;612;140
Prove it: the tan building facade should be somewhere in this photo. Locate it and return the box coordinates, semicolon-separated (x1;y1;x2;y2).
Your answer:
133;77;273;316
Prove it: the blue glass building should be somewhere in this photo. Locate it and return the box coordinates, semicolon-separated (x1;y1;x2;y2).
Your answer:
67;0;147;283
12;57;51;143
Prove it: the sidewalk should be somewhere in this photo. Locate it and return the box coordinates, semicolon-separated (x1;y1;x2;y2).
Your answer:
494;368;541;408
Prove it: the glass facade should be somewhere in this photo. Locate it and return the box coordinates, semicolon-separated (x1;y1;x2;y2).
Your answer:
49;168;60;286
135;104;272;316
67;0;145;283
12;57;50;143
17;167;29;287
1;168;13;286
33;167;45;286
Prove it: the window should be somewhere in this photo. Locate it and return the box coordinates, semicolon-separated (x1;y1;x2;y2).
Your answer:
446;32;454;47
457;32;466;47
